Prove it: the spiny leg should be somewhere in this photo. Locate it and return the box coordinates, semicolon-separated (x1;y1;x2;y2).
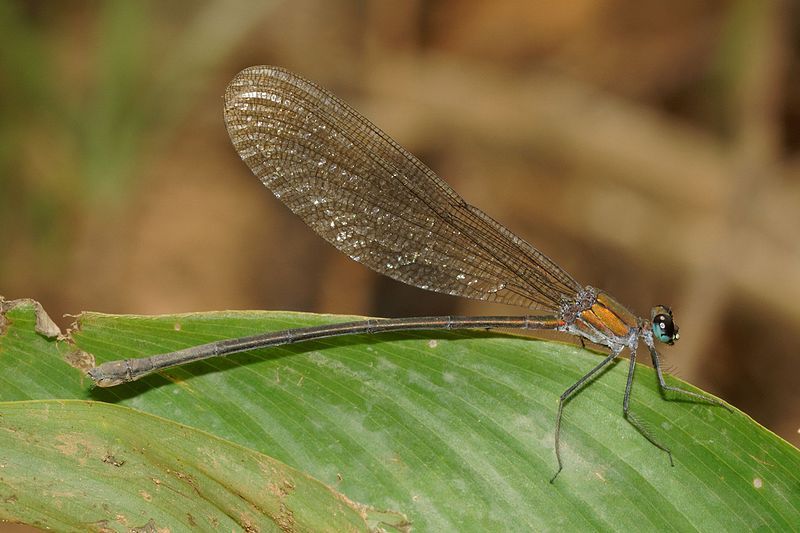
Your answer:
648;344;732;412
623;343;673;466
550;347;622;483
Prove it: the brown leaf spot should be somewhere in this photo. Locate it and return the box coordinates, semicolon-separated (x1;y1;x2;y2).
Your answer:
102;453;126;467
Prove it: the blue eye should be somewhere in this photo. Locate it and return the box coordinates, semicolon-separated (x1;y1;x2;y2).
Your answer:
650;305;679;345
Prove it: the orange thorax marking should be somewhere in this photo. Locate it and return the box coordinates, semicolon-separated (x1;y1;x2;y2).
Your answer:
579;292;638;338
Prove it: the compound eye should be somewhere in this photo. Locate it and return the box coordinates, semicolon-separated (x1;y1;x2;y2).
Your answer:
650;305;679;345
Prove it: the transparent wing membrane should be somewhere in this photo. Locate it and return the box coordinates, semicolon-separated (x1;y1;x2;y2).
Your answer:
223;66;581;310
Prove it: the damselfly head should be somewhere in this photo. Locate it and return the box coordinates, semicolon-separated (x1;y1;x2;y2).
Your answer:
651;305;679;345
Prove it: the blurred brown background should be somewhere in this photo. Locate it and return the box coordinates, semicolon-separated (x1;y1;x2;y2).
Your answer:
0;0;798;448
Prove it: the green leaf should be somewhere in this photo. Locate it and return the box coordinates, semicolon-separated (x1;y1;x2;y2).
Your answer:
0;400;404;532
2;297;799;530
0;299;408;532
